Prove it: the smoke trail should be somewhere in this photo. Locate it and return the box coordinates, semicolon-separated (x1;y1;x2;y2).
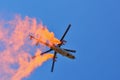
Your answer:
0;15;58;80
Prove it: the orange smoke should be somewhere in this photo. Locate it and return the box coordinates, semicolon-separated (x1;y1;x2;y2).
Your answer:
11;50;53;80
0;15;59;80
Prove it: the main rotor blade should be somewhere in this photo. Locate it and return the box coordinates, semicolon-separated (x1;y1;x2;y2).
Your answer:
51;52;57;72
63;49;76;53
51;24;71;72
41;49;53;55
60;24;71;42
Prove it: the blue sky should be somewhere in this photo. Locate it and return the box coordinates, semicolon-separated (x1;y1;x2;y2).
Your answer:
0;0;120;80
